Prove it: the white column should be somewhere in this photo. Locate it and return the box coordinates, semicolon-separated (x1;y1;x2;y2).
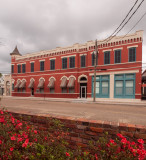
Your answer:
110;74;114;99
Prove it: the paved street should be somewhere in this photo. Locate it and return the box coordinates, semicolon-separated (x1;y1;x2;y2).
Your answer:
0;96;146;125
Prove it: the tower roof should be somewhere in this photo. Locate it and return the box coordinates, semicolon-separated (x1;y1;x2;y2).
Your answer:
10;46;21;56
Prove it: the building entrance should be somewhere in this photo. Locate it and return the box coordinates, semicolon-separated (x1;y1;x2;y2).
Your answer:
79;76;87;98
31;88;34;96
81;86;86;98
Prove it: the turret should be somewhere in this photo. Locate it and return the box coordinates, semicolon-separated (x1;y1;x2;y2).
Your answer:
10;46;21;56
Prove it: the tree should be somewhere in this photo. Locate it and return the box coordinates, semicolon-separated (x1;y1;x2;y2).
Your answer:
0;73;2;78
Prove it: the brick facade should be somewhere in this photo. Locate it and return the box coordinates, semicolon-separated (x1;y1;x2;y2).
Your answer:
10;30;143;99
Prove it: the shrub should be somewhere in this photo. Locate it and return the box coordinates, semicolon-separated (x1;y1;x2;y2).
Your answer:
0;108;146;160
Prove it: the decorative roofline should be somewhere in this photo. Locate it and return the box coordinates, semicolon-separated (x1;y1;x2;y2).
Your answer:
15;30;143;61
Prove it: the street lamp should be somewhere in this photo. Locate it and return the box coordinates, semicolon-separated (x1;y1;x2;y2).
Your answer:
93;39;98;102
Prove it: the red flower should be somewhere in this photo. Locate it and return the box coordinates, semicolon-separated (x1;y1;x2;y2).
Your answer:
24;134;28;139
131;141;136;145
17;123;22;127
109;139;116;145
34;130;37;134
0;111;4;114
22;139;29;148
117;133;124;139
11;136;16;141
26;126;30;130
0;117;4;123
17;120;20;123
17;134;21;138
22;143;27;148
29;142;32;146
10;147;14;151
0;140;2;144
11;117;15;124
138;139;144;144
121;138;127;144
18;137;23;142
95;154;98;160
66;152;70;157
25;139;29;144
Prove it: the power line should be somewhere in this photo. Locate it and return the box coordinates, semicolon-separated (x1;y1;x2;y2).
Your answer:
106;0;145;43
106;0;139;40
120;11;146;40
114;0;144;35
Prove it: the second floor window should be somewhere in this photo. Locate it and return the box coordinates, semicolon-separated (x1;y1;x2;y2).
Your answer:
22;64;26;73
40;61;44;71
81;55;86;68
11;65;14;74
31;63;34;72
92;52;98;66
115;50;121;63
104;51;110;65
69;56;75;68
50;59;55;70
62;58;67;69
18;64;21;73
92;53;95;66
129;47;136;62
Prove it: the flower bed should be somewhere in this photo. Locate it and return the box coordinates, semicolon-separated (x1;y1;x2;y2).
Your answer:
0;108;146;160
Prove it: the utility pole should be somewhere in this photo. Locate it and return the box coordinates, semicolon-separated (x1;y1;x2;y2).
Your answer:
93;39;98;102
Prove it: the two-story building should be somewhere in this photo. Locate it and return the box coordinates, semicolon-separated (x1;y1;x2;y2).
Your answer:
10;30;143;100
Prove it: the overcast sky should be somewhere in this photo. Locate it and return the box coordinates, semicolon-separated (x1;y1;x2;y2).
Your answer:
0;0;146;74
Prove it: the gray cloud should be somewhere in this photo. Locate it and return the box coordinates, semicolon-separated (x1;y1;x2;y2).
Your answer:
0;0;146;73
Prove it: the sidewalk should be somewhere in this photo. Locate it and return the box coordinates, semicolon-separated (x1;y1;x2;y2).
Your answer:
1;96;146;106
1;95;146;125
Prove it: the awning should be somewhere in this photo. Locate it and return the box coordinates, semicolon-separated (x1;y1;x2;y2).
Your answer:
19;80;26;88
28;80;34;88
14;80;21;88
67;77;75;88
142;84;146;87
37;79;44;88
48;78;55;88
60;77;67;88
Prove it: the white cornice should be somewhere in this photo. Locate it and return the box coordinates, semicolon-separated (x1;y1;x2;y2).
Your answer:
127;45;138;48
14;30;143;61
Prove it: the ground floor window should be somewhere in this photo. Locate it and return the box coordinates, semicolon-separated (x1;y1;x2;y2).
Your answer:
114;74;135;98
69;88;74;93
22;88;26;93
17;88;20;92
92;75;109;98
50;88;54;93
40;88;44;93
62;88;67;93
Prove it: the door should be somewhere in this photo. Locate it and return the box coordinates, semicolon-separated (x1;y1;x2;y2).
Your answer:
31;88;34;96
81;86;86;98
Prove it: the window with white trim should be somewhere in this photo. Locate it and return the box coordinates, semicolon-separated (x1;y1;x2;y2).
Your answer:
81;55;86;67
114;50;121;63
129;47;136;62
22;64;26;73
17;64;21;73
40;61;44;71
69;56;75;68
50;59;55;70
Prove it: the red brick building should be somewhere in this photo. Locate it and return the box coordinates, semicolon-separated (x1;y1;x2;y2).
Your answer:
10;30;143;100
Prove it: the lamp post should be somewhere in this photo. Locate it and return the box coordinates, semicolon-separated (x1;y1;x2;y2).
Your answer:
93;39;98;102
